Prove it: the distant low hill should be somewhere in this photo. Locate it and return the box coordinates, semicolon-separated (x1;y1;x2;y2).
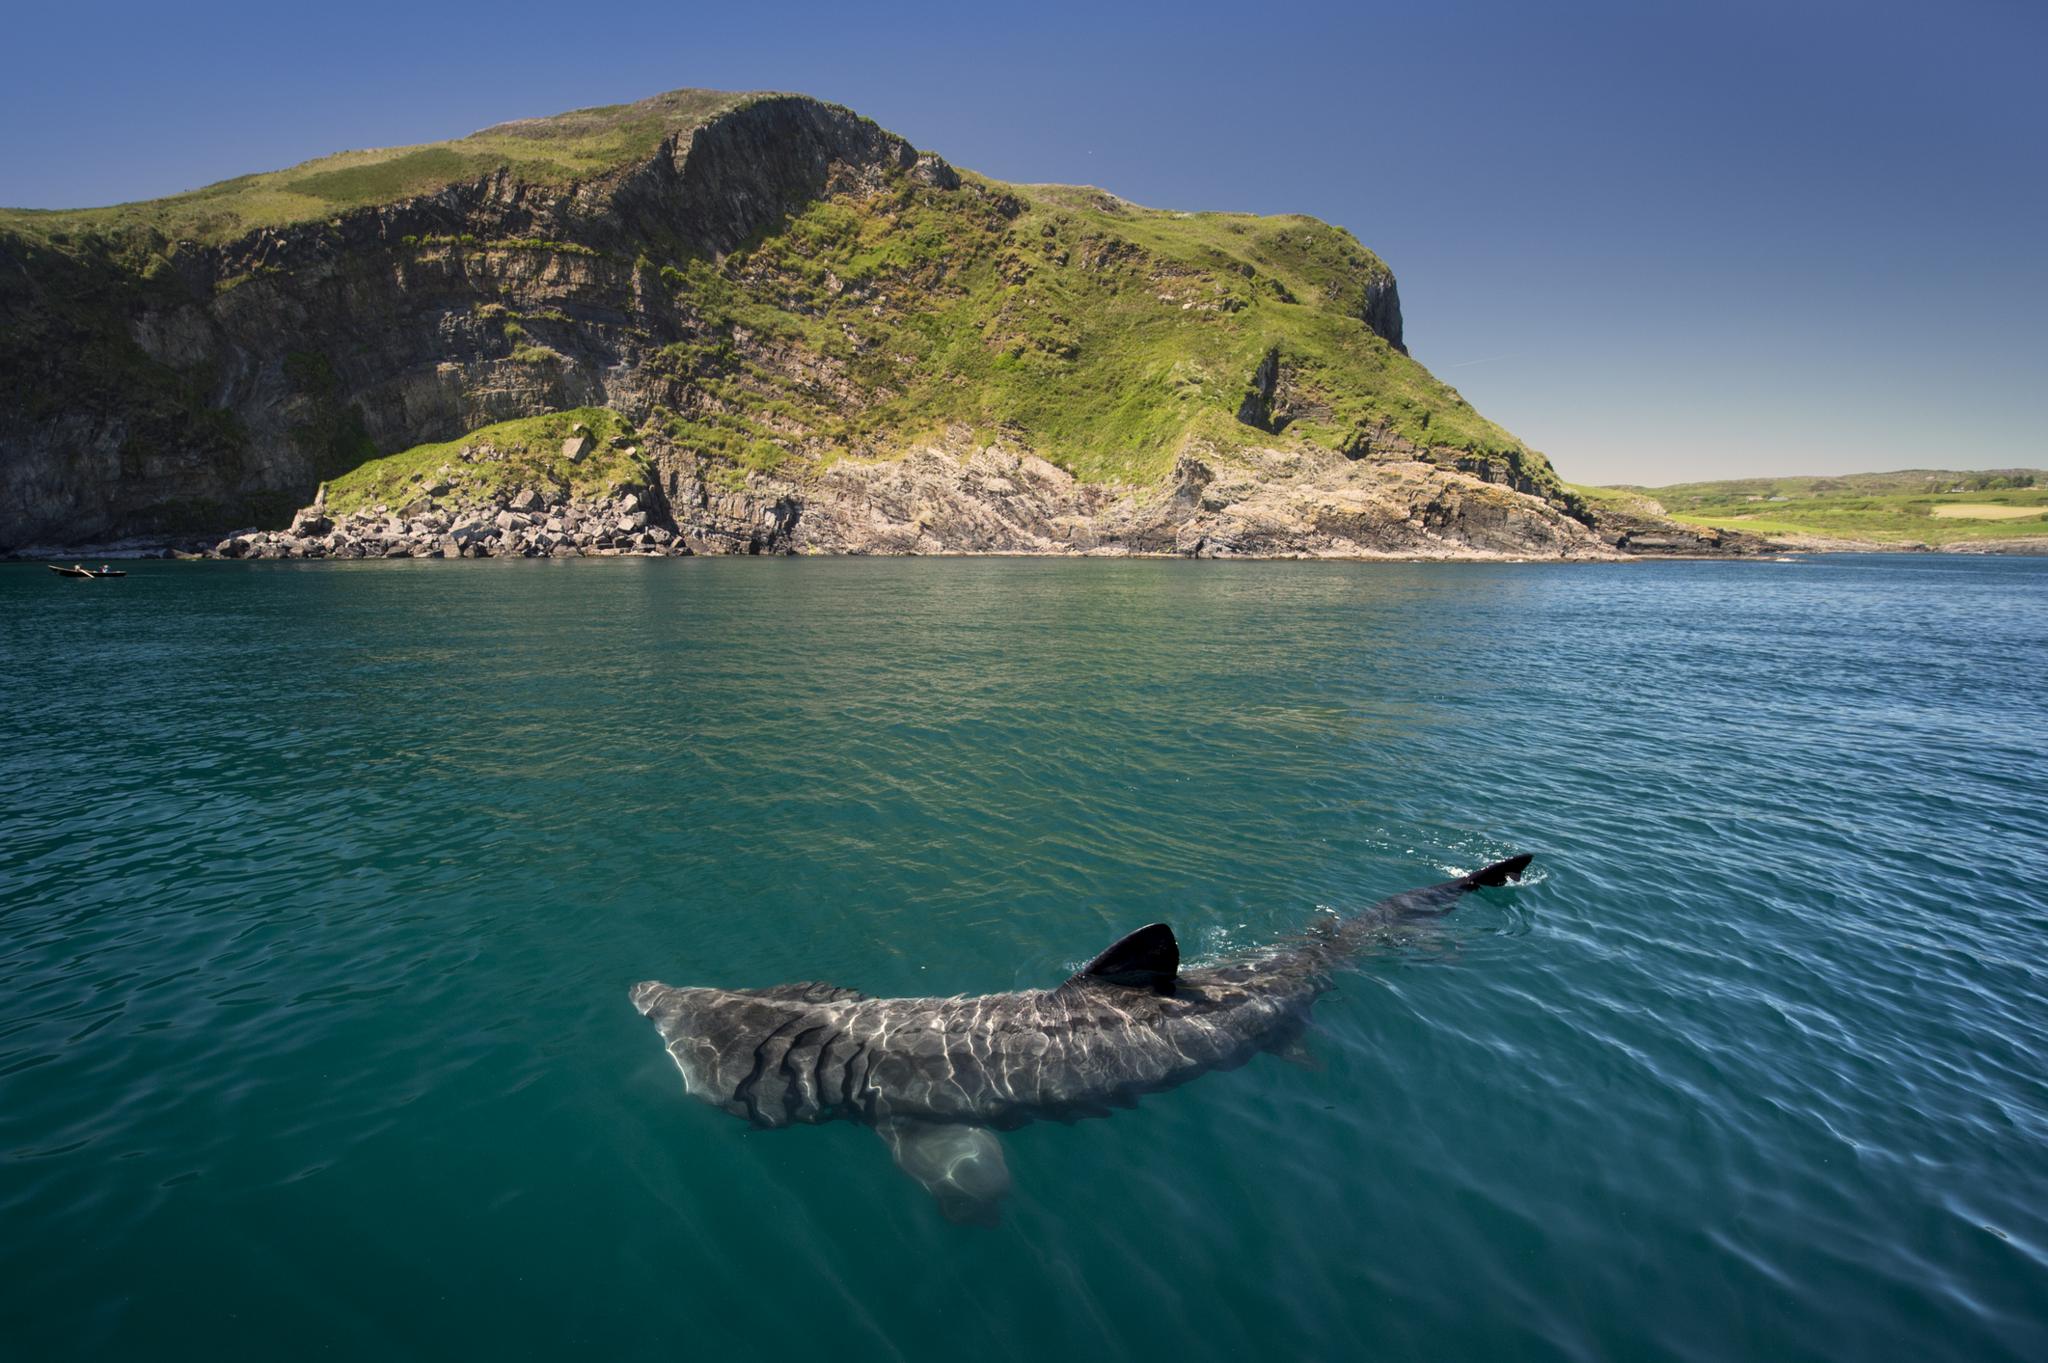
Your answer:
1578;469;2048;546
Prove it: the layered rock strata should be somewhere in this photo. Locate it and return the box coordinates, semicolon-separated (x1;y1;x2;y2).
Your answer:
220;426;1648;561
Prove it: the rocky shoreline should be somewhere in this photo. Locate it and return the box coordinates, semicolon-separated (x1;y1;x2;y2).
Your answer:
11;427;2039;562
190;426;1673;563
12;528;2041;562
214;486;686;561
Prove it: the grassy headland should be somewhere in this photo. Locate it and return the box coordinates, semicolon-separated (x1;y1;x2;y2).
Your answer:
0;87;1574;546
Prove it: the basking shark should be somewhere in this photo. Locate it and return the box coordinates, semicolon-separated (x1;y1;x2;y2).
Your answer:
632;853;1532;1224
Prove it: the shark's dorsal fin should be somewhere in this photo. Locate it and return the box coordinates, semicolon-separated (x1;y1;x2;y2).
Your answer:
1067;923;1179;994
734;981;866;1004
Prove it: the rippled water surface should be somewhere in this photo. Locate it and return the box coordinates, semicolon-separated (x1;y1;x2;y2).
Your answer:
3;555;2045;1360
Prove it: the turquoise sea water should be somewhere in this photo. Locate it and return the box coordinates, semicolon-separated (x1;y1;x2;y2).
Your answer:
2;554;2044;1361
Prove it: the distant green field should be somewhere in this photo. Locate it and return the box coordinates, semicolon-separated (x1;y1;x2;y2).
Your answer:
1596;470;2048;545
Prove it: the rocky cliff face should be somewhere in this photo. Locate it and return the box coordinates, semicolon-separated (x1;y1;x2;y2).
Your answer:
0;89;1716;559
2;96;948;546
218;419;1616;563
658;431;1603;558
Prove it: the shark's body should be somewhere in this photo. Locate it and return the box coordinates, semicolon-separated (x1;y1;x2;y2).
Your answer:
632;853;1531;1222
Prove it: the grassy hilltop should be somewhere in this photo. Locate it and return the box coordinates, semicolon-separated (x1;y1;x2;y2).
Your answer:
1579;470;2048;546
0;89;1568;547
0;90;751;245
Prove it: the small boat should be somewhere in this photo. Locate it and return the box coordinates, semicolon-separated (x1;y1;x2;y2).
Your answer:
47;564;127;579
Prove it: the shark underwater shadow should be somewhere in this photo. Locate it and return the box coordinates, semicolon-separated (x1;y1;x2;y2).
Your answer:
631;854;1534;1225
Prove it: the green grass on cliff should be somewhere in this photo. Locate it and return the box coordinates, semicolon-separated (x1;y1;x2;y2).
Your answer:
322;408;651;516
633;171;1545;488
315;172;1551;497
1593;471;2048;544
0;90;750;245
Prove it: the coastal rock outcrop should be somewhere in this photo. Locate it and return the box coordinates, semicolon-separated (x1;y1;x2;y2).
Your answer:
225;424;1625;562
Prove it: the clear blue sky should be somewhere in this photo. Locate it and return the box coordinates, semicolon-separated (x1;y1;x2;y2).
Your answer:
5;0;2042;484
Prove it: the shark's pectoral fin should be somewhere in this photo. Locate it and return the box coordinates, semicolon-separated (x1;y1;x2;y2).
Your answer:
876;1118;1012;1226
1270;1034;1323;1071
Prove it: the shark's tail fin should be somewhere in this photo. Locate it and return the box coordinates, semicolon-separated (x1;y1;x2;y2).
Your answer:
1363;853;1534;920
